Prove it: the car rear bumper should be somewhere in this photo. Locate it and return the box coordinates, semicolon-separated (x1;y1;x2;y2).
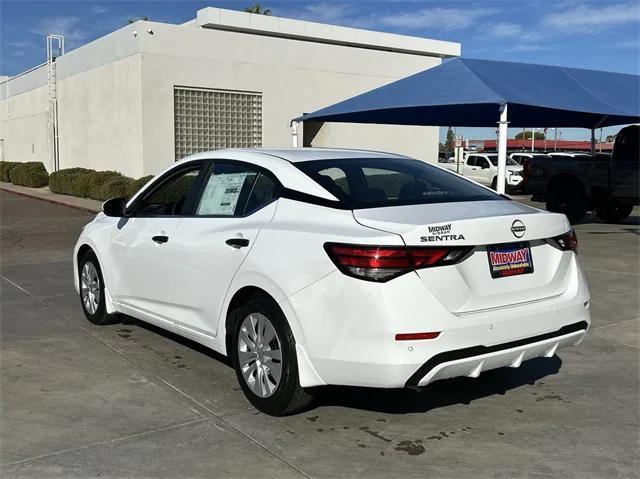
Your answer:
405;320;587;388
284;257;591;389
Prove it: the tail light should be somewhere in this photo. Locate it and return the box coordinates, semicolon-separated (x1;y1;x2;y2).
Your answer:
324;243;472;282
552;229;578;253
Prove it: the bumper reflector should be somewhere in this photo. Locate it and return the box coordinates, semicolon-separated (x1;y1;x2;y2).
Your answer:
395;332;440;341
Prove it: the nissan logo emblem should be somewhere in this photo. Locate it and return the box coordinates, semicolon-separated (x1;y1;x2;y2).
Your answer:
511;219;526;238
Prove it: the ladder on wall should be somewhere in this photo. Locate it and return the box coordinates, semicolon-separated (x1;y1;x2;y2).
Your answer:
47;35;64;172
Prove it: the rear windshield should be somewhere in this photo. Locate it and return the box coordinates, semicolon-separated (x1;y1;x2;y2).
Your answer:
295;157;503;209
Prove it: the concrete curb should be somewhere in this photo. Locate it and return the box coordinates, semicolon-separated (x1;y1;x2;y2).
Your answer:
0;183;101;214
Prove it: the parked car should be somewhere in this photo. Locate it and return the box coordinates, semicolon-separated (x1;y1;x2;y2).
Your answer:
443;153;524;191
510;152;552;194
527;125;639;223
547;152;591;158
74;148;590;415
509;152;551;166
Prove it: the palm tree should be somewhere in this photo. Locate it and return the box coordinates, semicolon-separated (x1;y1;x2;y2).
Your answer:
244;4;272;15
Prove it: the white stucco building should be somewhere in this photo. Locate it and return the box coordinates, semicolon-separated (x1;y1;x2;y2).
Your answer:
0;7;460;178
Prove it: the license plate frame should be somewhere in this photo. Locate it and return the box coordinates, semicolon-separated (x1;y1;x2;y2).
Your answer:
487;242;534;279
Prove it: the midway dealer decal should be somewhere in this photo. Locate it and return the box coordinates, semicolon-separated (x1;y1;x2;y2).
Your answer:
487;242;534;278
421;223;465;242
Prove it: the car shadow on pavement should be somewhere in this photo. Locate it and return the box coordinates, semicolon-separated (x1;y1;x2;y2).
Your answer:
574;214;640;226
118;316;233;368
313;356;562;414
115;315;562;415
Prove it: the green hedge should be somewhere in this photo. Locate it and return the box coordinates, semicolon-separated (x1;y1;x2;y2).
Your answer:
0;161;21;182
8;162;49;187
49;168;96;198
49;168;153;200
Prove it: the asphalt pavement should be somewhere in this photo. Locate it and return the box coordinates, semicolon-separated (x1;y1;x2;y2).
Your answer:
1;190;638;478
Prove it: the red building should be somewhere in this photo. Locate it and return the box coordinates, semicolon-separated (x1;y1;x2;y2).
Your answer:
468;138;613;152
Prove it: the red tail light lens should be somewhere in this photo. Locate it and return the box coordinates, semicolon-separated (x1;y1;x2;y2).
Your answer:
324;243;472;282
395;332;440;341
552;229;578;253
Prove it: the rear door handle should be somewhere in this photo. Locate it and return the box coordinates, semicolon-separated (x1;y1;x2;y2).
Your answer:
226;238;250;248
152;235;169;244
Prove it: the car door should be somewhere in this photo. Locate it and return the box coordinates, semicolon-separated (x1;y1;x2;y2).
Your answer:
109;161;205;327
475;157;492;185
464;156;478;180
610;126;639;201
164;160;280;342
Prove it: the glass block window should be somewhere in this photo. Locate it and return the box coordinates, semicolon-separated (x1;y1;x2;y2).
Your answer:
174;87;262;160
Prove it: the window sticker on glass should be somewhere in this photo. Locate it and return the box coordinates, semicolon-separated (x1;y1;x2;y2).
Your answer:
197;172;251;215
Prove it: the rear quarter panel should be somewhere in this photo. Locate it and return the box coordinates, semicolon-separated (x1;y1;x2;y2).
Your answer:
217;198;403;345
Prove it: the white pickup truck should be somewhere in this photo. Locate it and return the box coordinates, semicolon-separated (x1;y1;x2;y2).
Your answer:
443;153;524;191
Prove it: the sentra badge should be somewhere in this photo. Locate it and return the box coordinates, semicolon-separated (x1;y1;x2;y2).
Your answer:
420;223;465;242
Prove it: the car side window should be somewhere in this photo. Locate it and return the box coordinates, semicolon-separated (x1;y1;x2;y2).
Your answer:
195;162;278;216
467;157;477;166
136;165;202;216
315;167;350;198
477;158;489;169
244;172;278;215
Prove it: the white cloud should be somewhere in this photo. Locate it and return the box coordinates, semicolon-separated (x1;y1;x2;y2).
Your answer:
486;22;523;38
281;4;496;33
283;3;361;25
301;3;354;24
543;2;640;33
92;5;110;15
612;39;640;49
378;7;496;31
505;43;548;53
30;16;89;45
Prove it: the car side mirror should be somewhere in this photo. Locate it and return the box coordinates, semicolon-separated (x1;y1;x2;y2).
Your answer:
102;197;128;217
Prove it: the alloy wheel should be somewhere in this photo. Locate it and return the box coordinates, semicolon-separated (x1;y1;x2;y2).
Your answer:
81;262;101;315
237;313;283;398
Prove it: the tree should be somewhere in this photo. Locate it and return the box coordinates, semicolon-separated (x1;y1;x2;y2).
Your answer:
515;131;545;140
245;3;272;15
445;127;455;152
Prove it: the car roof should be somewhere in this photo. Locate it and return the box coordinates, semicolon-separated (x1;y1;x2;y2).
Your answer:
186;147;409;163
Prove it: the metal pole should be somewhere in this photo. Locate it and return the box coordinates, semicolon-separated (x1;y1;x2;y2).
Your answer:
531;129;535;152
554;128;558;151
291;121;299;147
590;128;596;155
599;128;603;153
497;104;508;195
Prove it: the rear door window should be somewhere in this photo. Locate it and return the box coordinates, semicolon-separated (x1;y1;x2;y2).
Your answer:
195;162;278;216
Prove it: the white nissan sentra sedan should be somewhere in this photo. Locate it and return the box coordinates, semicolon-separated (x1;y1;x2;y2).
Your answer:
73;148;590;415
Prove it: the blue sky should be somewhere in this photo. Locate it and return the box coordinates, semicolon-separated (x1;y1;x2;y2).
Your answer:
2;0;639;142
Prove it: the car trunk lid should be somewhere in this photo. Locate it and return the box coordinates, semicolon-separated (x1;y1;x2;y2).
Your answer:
353;200;573;314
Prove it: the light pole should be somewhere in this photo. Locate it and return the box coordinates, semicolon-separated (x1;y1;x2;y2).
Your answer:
531;128;535;152
554;128;558;151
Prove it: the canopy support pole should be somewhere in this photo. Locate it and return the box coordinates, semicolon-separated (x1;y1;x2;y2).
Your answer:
291;121;300;147
590;128;596;155
497;104;509;195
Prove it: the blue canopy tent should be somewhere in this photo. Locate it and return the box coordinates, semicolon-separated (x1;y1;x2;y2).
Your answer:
293;58;640;193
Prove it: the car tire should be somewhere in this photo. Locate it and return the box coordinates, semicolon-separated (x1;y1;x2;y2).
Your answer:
595;202;634;223
231;294;315;416
78;251;116;325
546;182;587;224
